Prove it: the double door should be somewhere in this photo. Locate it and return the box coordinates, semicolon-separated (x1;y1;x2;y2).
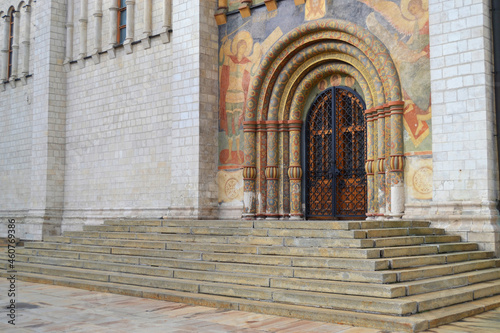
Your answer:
305;87;367;219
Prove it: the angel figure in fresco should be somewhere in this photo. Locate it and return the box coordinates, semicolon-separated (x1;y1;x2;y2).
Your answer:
358;0;431;146
219;31;262;165
305;0;326;21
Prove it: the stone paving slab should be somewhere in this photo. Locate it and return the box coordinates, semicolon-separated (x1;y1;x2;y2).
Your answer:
1;279;499;333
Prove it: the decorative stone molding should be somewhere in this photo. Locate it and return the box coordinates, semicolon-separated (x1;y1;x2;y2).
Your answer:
108;4;118;58
264;0;277;11
242;20;404;220
123;1;135;54
239;0;251;18
142;0;152;49
160;0;172;43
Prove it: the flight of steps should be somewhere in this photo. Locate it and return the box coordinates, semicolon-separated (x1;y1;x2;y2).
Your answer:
1;219;500;332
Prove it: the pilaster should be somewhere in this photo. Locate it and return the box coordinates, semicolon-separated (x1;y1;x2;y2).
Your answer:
26;0;67;240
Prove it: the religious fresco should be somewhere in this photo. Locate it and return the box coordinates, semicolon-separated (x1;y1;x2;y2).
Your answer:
305;0;326;21
217;0;432;206
355;0;431;152
302;74;365;120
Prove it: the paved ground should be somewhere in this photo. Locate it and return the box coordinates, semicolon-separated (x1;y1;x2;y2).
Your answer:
1;280;499;333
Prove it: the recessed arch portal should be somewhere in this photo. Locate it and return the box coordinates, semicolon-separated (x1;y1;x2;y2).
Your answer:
242;19;405;220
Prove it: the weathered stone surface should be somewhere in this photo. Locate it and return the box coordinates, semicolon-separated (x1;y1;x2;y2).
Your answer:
271;290;418;315
111;247;201;260
267;228;366;239
104;220;162;226
83;225;130;232
398;266;454;282
409;289;474;312
202;253;292;266
192;227;268;236
438;243;478;253
215;262;294;277
258;246;379;258
293;267;396;283
270;277;406;298
253;221;359;230
424;235;462;243
292;257;389;271
366;228;409;238
283;237;374;248
79;253;140;264
166;242;258;254
382;245;439;258
374;236;425;247
391;254;446;269
109;274;199;292
174;270;270;287
406;276;469;295
199;283;273;300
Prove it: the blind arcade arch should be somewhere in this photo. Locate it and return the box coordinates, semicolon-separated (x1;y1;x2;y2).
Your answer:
242;20;405;220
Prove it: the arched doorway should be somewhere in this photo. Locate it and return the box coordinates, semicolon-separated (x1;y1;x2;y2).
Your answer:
304;87;367;219
241;20;405;220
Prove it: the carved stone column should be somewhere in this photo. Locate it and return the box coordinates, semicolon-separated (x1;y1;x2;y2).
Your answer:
265;121;279;218
389;101;405;218
21;4;31;83
9;11;20;86
142;0;152;48
242;121;257;219
108;3;118;58
161;0;172;43
384;104;392;215
92;0;102;64
124;0;135;54
376;106;386;218
1;15;11;82
365;107;377;219
288;120;303;219
78;0;88;67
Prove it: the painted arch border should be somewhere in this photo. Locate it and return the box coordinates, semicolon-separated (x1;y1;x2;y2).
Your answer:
242;19;406;220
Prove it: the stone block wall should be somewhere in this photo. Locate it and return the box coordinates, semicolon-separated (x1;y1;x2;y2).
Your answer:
427;0;499;253
0;0;219;239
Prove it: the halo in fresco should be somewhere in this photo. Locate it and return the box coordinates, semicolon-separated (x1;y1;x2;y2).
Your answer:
401;0;428;21
231;31;253;57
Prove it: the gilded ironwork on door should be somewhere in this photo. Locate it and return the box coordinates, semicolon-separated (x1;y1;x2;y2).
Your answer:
305;87;367;219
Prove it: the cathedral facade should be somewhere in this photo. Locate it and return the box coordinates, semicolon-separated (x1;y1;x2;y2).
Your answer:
0;0;499;254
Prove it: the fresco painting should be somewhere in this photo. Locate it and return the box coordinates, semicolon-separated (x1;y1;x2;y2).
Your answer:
405;155;433;200
218;0;431;205
305;0;326;21
357;0;431;150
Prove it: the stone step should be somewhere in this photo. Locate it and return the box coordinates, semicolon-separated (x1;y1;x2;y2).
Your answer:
0;262;418;315
253;220;431;230
203;252;390;271
403;268;500;296
0;270;435;332
405;279;500;312
10;251;395;284
390;251;495;269
364;227;445;238
424;235;462;243
396;259;500;282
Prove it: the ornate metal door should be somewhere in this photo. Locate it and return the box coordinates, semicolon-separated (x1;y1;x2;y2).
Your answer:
305;87;367;219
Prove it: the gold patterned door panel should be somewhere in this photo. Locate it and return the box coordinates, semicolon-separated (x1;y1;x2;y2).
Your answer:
305;87;367;219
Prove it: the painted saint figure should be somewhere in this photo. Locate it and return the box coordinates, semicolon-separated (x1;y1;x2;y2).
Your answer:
359;0;431;147
219;31;261;166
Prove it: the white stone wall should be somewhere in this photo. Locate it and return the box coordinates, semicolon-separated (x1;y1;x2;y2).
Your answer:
0;0;35;237
428;0;499;253
0;83;33;217
63;31;174;229
167;0;218;219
